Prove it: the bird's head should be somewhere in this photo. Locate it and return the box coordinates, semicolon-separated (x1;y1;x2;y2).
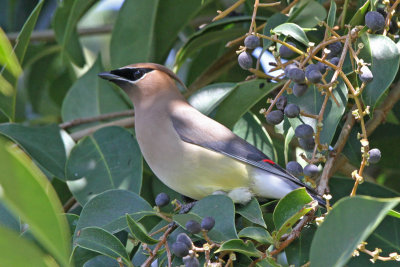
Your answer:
98;63;186;106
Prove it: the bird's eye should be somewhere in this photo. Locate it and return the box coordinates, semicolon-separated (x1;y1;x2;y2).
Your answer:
133;70;144;80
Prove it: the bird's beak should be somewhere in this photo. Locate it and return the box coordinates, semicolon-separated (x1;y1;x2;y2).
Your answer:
98;71;121;81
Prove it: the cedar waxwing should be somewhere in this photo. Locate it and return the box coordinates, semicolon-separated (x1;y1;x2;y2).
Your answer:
98;63;325;206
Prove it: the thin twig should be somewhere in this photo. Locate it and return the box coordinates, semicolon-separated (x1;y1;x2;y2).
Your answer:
142;225;177;267
59;110;134;129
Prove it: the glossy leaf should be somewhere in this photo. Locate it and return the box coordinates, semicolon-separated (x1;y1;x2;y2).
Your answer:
272;23;309;46
75;227;132;267
75;190;154;236
360;34;400;109
310;196;400;267
273;188;314;240
173;195;237;242
263;13;288;47
126;215;158;245
0;123;66;179
215;80;282;129
348;0;370;27
14;0;45;63
238;227;273;244
291;0;327;28
287;76;348;145
0;138;70;266
0;28;22;78
233;113;277;162
66;126;142;205
236;198;267;228
327;0;336;30
0;225;57;267
188;83;236;115
61;57;131;129
216;239;262;257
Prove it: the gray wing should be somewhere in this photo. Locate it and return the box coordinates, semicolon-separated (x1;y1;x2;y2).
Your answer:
169;108;307;188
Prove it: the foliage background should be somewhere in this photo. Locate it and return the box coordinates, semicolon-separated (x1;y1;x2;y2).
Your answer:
0;0;399;266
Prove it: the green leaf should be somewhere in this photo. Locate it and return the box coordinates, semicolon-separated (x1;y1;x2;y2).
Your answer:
75;227;132;267
0;28;22;78
290;0;327;28
66;126;142;205
0;138;70;266
327;0;337;30
236;198;267;228
52;0;88;67
61;57;131;128
126;215;158;245
0;202;20;232
388;209;400;219
360;34;400;109
66;213;79;236
0;225;58;266
111;0;212;66
14;0;45;63
272;23;309;46
273;188;314;240
0;123;66;179
310;196;400;267
173;195;238;242
263;13;288;47
238;227;273;244
285;224;316;266
188;83;236;115
233;113;277;162
215;80;282;129
348;0;370;27
75;189;154;236
0;75;13;96
216;239;262;257
287;76;348;145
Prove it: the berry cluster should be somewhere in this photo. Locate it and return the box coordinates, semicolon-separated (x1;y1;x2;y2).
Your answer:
238;35;260;70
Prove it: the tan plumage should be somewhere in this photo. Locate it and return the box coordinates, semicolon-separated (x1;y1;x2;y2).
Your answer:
98;63;324;205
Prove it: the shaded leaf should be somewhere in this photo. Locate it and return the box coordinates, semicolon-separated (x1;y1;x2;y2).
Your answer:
236;198;267;228
66;126;142;205
215;80;282;129
0;202;20;232
285;224;316;266
75;190;154;236
263;13;288;47
0;225;57;267
0;123;66;179
327;0;336;30
0;138;70;266
291;0;327;28
310;196;400;267
216;239;262;257
0;28;22;77
126;215;158;245
75;227;132;267
238;227;273;244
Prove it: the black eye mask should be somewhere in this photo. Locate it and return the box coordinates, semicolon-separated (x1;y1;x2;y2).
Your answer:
110;68;153;82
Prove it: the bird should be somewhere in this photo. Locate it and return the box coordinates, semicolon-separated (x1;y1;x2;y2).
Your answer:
98;63;325;206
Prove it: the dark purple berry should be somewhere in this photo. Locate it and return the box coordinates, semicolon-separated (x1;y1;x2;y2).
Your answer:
183;256;200;267
327;42;342;57
244;35;260;49
368;148;381;164
286;161;303;177
329;57;340;67
279;42;297;59
176;233;192;249
304;164;319;177
287;68;305;83
306;70;322;83
295;124;314;139
365;11;385;32
155;192;170;207
201;216;215;231
293;83;308;97
185;220;201;234
284;104;300;118
305;64;319;75
238;52;253;70
316;62;327;74
284;64;297;76
276;95;288;110
172;242;189;257
359;66;373;83
299;137;315;151
266;110;284;125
